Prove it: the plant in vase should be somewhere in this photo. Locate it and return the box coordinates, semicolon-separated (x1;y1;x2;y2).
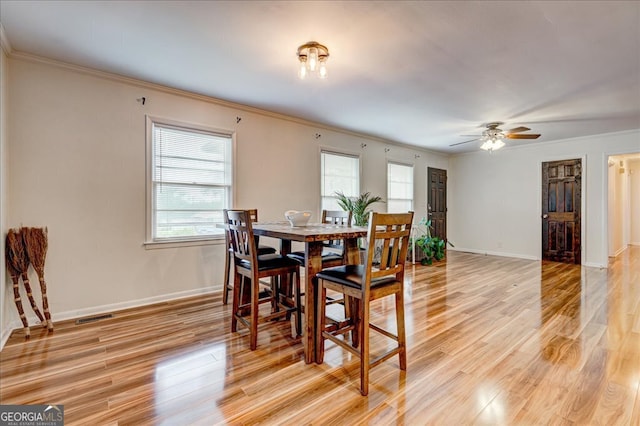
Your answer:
410;217;454;265
334;191;384;226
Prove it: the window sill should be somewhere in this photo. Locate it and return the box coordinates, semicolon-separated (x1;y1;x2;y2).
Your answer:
143;237;224;250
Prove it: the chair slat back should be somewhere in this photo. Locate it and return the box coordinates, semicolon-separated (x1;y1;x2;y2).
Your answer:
363;212;414;282
322;210;353;250
224;209;258;268
225;208;261;249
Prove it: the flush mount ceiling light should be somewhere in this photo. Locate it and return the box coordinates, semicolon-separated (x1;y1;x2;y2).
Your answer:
297;41;329;79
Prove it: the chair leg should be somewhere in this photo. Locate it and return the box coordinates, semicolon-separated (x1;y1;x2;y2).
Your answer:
231;273;241;332
250;273;260;350
270;276;278;313
223;249;231;305
295;271;302;337
347;296;360;348
316;280;327;364
395;291;407;370
360;300;370;396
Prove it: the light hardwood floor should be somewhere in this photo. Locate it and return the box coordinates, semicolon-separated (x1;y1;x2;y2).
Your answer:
1;247;639;425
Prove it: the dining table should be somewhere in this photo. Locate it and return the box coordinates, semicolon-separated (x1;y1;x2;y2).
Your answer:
252;221;368;364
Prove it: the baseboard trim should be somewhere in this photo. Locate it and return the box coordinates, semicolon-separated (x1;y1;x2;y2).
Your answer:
1;286;220;351
584;261;608;268
448;247;539;261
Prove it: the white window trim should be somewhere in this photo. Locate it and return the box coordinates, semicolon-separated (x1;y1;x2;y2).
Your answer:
387;160;414;213
144;115;235;249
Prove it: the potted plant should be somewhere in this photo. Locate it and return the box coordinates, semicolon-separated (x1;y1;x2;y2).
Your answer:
409;217;454;265
334;191;384;226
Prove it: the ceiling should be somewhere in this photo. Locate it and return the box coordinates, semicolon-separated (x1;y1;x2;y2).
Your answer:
1;1;639;154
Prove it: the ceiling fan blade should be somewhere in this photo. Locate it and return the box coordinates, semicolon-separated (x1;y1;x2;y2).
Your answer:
506;126;530;134
450;138;479;147
507;133;541;139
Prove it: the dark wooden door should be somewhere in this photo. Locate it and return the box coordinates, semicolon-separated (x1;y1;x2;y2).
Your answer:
427;167;447;241
542;159;581;264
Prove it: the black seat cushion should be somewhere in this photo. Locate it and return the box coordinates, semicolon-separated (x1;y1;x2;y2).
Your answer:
238;253;299;271
257;245;277;255
287;250;343;264
316;265;397;289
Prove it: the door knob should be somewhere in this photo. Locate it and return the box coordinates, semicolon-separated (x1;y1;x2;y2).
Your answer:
542;214;549;219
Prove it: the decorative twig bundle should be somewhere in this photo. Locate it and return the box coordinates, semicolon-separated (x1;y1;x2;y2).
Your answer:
22;227;54;331
5;233;30;337
6;228;46;335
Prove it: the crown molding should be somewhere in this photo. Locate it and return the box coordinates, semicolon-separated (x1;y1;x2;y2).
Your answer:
0;24;12;54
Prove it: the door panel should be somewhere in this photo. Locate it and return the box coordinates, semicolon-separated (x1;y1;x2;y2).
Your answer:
428;167;447;241
542;159;581;264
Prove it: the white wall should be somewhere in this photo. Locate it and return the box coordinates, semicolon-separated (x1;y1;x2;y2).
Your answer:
448;130;640;268
3;55;447;336
630;159;640;245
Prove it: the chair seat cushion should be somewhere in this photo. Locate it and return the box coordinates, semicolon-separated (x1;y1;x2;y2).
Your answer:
257;245;277;255
239;253;299;271
287;250;343;264
316;265;396;289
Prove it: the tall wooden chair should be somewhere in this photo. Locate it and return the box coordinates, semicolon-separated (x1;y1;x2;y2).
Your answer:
222;208;276;305
224;209;301;350
315;211;414;395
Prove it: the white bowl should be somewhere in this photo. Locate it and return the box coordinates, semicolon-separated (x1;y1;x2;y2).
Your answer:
284;210;312;227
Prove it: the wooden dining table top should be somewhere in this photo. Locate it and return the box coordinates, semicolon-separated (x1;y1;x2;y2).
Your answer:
252;222;368;241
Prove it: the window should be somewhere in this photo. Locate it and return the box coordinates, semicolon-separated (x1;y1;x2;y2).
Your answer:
146;117;233;244
320;151;360;211
387;162;413;213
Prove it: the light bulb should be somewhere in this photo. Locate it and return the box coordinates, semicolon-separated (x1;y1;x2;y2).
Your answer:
318;60;328;79
308;47;318;71
298;60;307;79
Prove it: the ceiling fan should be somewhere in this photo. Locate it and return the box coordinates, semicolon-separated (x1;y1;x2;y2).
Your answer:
451;122;541;151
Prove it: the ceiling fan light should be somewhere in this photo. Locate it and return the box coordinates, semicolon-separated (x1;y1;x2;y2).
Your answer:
480;138;505;152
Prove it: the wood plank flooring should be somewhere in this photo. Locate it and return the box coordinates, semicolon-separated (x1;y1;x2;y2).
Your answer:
1;247;639;425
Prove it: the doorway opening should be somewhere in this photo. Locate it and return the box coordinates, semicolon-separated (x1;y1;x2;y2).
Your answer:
607;153;640;259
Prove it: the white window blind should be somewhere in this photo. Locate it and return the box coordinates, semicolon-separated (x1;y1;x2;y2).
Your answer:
321;151;360;211
149;119;232;242
387;162;413;213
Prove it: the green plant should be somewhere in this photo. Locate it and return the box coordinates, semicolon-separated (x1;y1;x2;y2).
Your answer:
410;217;454;265
334;191;384;226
